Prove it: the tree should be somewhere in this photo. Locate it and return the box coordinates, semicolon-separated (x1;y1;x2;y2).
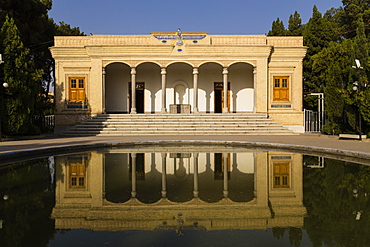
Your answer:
346;17;370;133
0;1;84;136
340;0;370;38
287;11;302;36
311;39;353;133
267;18;286;36
0;16;43;135
303;5;342;113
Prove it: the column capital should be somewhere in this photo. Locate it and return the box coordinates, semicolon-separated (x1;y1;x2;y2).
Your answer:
131;67;136;74
223;67;228;74
193;67;199;74
161;68;167;74
253;67;257;74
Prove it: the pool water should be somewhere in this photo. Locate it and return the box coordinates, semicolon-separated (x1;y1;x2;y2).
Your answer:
0;146;369;247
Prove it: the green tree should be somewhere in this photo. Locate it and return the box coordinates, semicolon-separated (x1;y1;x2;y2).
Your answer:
303;6;340;94
0;1;84;135
0;16;42;135
287;11;302;36
267;18;286;36
345;17;370;134
340;0;370;38
311;39;353;133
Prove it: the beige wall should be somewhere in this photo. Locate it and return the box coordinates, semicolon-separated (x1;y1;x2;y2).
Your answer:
50;33;307;132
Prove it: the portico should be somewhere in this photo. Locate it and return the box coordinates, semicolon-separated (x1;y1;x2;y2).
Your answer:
103;61;255;114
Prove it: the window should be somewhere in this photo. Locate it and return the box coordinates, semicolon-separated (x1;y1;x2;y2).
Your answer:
69;163;86;188
273;162;290;188
273;76;289;101
69;77;86;102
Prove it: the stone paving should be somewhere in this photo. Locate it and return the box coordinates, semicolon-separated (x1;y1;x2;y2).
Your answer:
0;133;369;162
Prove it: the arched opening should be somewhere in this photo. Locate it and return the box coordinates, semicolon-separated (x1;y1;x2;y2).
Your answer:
198;62;223;113
105;62;131;113
228;62;254;112
136;62;161;113
166;63;193;110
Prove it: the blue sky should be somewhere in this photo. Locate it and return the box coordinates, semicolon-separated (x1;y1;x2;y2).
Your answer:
49;0;342;35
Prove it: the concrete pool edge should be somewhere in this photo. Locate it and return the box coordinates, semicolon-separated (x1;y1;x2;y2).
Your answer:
1;139;369;165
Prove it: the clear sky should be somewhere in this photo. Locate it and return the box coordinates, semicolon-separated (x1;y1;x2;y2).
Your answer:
49;0;342;35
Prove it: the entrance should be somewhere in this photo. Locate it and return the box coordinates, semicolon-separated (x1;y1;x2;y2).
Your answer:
214;82;230;113
129;82;145;113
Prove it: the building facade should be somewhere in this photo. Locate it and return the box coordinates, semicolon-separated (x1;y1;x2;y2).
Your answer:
50;32;307;133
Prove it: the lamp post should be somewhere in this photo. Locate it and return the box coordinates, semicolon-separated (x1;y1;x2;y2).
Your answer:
352;59;365;141
0;54;7;142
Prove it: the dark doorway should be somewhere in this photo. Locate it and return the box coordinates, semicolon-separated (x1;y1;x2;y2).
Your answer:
129;82;145;113
214;82;230;113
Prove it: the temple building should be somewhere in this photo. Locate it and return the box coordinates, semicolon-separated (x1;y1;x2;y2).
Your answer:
50;31;307;134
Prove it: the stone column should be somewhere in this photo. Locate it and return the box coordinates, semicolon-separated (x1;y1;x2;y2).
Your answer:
223;67;229;113
223;154;229;198
193;153;199;198
102;67;106;114
253;67;257;113
193;68;199;113
161;68;167;113
130;67;137;114
131;153;137;198
161;153;167;198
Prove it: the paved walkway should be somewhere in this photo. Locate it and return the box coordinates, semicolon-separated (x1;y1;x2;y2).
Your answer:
0;134;369;162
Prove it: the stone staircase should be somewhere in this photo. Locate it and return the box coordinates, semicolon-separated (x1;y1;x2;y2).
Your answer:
63;113;295;136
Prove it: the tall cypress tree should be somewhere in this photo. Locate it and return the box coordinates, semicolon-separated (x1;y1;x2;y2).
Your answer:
1;15;42;135
267;18;286;36
287;11;302;36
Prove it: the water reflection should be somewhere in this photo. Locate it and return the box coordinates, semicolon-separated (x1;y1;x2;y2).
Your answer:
52;148;306;232
1;147;370;246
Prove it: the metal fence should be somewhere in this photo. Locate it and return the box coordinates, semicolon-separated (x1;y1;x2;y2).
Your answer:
304;109;324;133
32;115;54;131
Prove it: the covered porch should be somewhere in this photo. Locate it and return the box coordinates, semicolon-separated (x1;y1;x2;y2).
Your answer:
103;61;256;114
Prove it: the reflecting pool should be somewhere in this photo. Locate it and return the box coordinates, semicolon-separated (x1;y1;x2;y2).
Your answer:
0;146;369;246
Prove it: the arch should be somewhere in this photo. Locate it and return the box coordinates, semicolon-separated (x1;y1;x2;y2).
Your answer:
105;62;131;113
228;62;254;112
198;62;223;113
198;61;225;68
166;63;193;108
104;153;132;203
165;61;195;68
136;61;163;68
172;81;189;104
226;61;255;68
136;62;162;113
104;61;132;68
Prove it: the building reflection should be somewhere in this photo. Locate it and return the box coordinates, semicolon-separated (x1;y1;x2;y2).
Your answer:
52;148;306;231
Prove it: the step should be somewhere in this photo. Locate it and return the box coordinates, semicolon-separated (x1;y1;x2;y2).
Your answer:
63;113;295;136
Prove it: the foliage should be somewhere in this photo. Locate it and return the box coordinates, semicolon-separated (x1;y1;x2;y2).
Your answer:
287;11;303;36
0;158;55;247
268;1;370;135
0;0;84;136
267;18;286;36
303;157;370;246
0;16;42;135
